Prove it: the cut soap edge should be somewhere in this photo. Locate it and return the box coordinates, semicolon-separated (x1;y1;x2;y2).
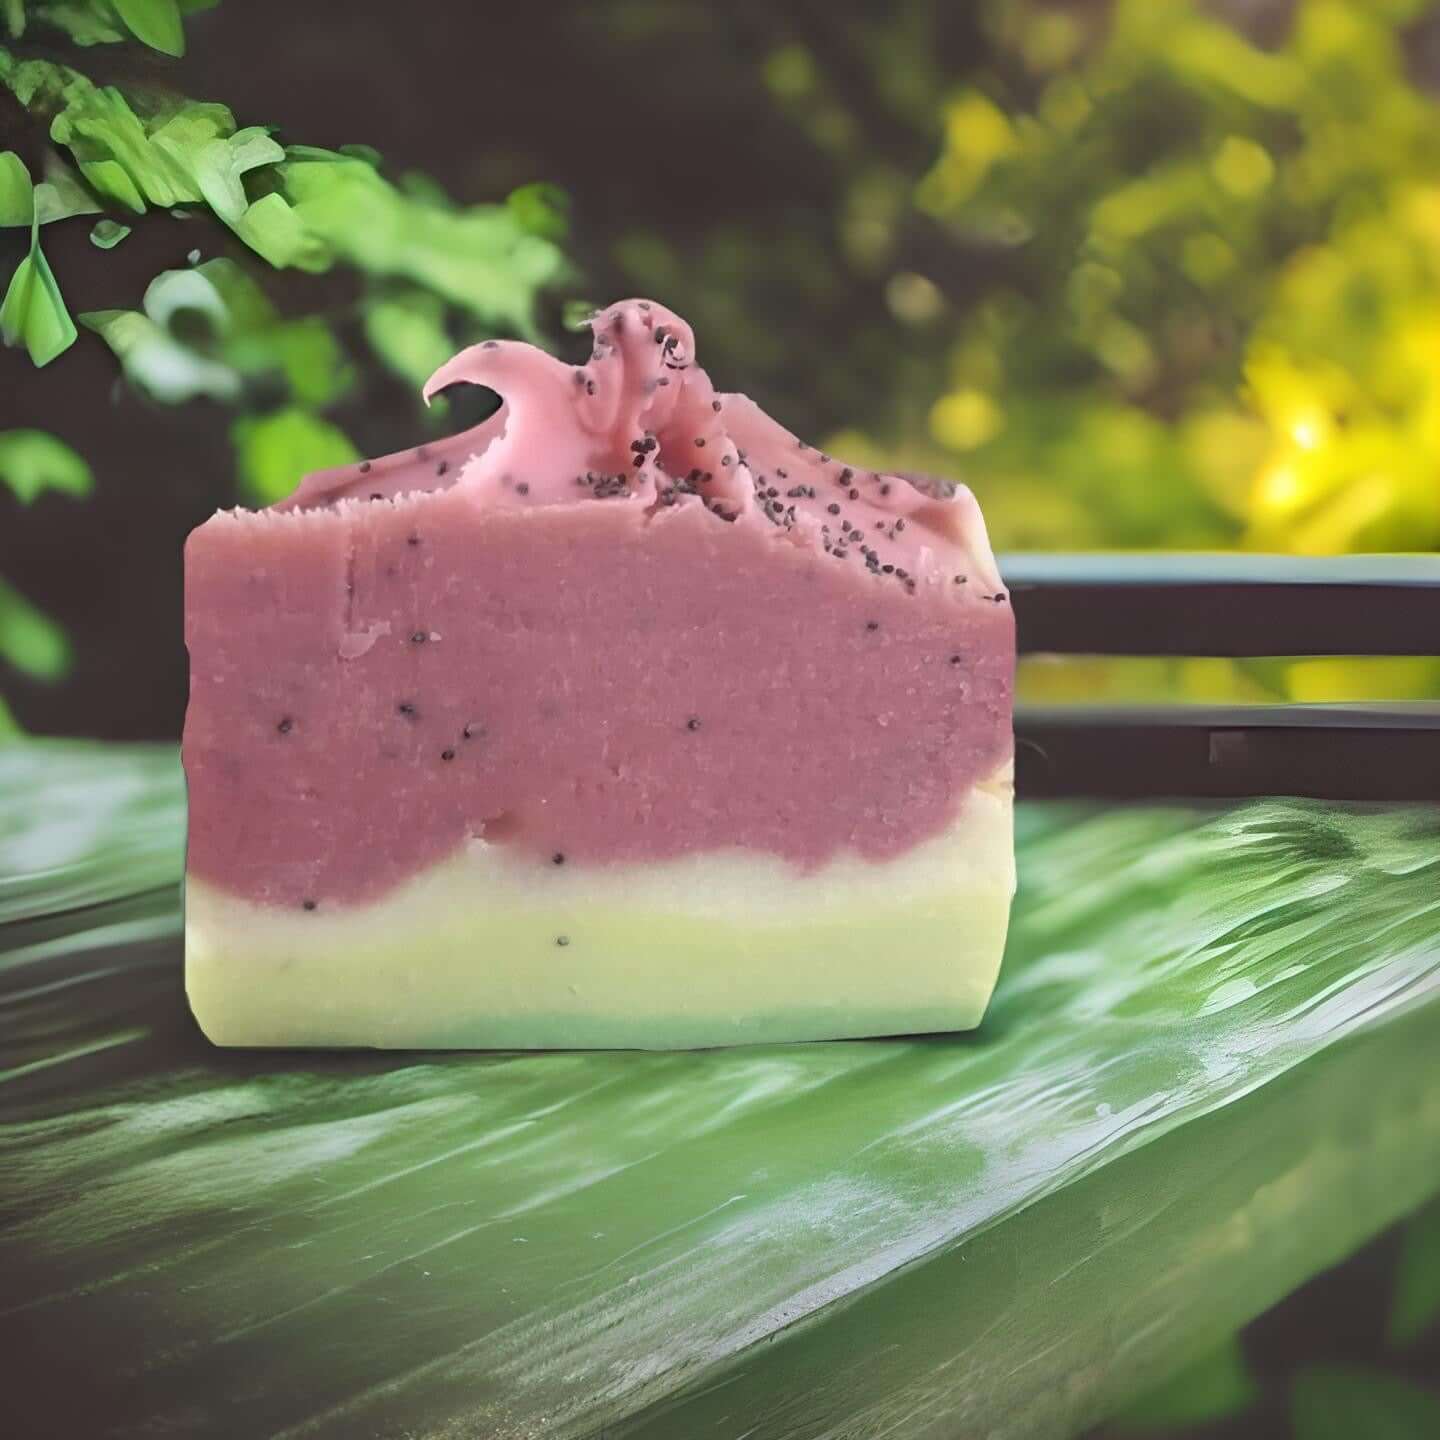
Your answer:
185;766;1015;1050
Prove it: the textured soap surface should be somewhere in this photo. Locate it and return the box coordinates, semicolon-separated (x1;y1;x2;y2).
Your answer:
183;299;1015;1048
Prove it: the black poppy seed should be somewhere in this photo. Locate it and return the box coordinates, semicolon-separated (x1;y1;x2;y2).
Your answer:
819;453;831;464
895;568;909;580
441;747;456;761
827;503;841;515
277;716;293;734
359;461;372;473
631;440;646;452
436;460;449;476
992;592;1008;603
411;631;427;644
695;438;706;447
766;486;779;498
586;380;596;395
949;654;963;666
895;518;907;532
834;547;849;559
658;377;670;387
302;899;317;911
687;716;702;731
574;371;585;385
840;468;853;482
462;723;479;739
638;301;651;310
654;326;669;344
397;701;416;717
633;455;646;468
866;620;879;631
777;468;788;479
880;483;892;496
370;491;384;500
721;456;732;467
712;400;722;412
408;534;421;546
954;574;968;585
483;340;499;349
552;851;566;865
556;935;570;947
882;564;895;575
846;489;857;500
841;520;852;532
807;486;817;499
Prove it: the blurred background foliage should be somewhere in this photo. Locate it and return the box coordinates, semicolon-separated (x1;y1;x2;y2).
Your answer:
3;0;1440;735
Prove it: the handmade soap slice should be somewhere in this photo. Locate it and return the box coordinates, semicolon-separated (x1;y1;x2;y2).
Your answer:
183;300;1015;1049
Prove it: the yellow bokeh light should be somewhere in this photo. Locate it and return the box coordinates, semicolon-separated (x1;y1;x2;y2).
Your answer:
930;389;1003;452
1212;137;1275;199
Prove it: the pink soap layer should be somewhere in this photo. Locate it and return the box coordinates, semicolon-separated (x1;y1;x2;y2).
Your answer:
184;300;1013;910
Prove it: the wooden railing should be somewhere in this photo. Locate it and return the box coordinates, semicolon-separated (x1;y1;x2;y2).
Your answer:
1005;554;1440;800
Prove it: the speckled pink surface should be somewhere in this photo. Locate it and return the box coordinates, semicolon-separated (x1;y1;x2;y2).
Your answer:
184;301;1013;910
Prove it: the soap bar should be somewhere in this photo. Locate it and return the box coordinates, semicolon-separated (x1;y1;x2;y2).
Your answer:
183;300;1015;1049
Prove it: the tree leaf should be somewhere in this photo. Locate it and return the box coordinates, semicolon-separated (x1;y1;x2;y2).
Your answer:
89;218;131;248
2;0;24;40
0;429;92;505
81;306;239;402
281;157;569;336
1;212;77;366
0;149;31;225
232;191;327;269
231;407;359;505
36;152;102;222
1111;1334;1257;1430
27;2;127;45
363;291;453;388
1291;1368;1440;1440
112;0;185;56
1388;1194;1440;1347
0;576;69;681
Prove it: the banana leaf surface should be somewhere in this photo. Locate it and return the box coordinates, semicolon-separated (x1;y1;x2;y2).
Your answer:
2;743;1438;1439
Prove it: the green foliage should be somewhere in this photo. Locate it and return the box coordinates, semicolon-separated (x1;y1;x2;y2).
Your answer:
1388;1194;1440;1348
1290;1368;1440;1440
0;429;92;504
904;0;1440;557
0;575;69;679
88;217;129;247
231;407;358;506
363;290;454;389
2;0;212;51
1110;1334;1257;1430
0;187;77;364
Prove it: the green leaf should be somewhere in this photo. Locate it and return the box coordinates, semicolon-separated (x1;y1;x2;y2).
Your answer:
228;316;352;407
231;407;358;505
2;0;24;40
363;291;453;387
282;157;569;335
1;212;77;366
1111;1334;1257;1430
0;692;19;739
1389;1195;1440;1346
0;149;31;224
0;576;69;680
231;191;326;270
506;180;569;241
0;429;92;504
27;3;127;45
36;152;102;222
81;306;239;402
89;218;130;248
112;0;185;56
1292;1368;1440;1440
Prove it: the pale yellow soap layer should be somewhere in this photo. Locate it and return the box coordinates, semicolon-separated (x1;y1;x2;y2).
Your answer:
186;768;1014;1050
